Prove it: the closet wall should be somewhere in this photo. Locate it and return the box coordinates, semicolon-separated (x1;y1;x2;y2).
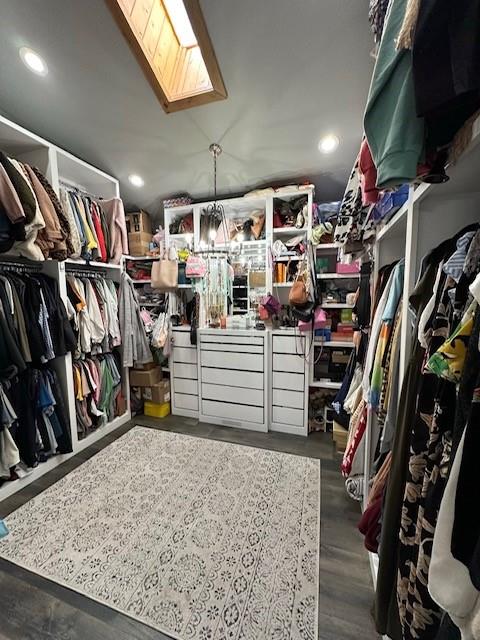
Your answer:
0;114;131;501
364;114;480;590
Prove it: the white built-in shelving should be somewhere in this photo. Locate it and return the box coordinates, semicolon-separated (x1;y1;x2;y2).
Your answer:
0;114;131;502
317;272;359;280
125;255;157;261
272;227;307;235
314;340;354;348
322;303;355;309
310;380;342;390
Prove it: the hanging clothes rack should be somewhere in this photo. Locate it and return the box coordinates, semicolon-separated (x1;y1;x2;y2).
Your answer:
58;178;102;201
0;259;42;273
65;265;107;279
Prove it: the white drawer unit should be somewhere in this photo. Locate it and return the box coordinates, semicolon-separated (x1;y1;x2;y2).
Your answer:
201;350;264;372
171;328;199;419
174;378;198;395
174;393;198;412
199;330;268;432
272;334;305;354
273;371;304;392
202;400;264;427
200;334;264;346
270;331;309;436
272;406;304;428
172;330;196;348
272;389;304;410
173;347;197;364
172;362;198;379
272;353;305;374
202;383;263;407
201;367;263;390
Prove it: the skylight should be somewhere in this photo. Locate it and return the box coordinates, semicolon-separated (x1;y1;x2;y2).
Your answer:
107;0;227;113
163;0;197;48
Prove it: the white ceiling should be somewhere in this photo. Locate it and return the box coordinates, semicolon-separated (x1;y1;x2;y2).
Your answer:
0;0;373;214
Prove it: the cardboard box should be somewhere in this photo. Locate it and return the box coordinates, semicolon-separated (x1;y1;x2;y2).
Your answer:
133;361;157;371
333;421;348;453
129;366;162;387
142;379;170;404
128;231;152;257
126;211;152;235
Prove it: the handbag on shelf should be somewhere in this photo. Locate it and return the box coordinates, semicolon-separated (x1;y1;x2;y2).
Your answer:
185;255;207;278
261;294;281;316
179;212;194;234
151;249;178;290
298;307;327;332
258;304;269;321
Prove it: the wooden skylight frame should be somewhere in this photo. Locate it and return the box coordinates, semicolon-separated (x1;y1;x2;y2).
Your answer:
106;0;227;113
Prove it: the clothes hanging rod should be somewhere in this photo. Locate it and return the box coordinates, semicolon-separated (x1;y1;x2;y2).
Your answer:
65;266;107;279
59;178;103;201
0;259;42;272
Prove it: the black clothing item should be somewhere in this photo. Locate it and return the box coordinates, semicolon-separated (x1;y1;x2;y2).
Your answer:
354;261;372;330
37;275;76;356
0;303;26;372
7;367;72;467
452;368;480;587
0;151;35;223
45;368;72;454
413;0;480;147
435;615;461;640
450;310;480;586
332;349;357;428
8;370;39;467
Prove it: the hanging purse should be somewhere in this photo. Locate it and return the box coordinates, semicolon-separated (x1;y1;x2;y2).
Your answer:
151;248;178;290
185;255;207;278
140;308;154;332
151;312;169;348
289;259;309;307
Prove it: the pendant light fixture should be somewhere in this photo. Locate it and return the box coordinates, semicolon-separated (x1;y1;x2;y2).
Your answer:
200;143;229;252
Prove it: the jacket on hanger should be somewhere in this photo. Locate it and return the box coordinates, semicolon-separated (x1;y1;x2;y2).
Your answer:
364;0;425;189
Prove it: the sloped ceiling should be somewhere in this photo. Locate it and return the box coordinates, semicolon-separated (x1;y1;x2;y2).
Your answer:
0;0;373;214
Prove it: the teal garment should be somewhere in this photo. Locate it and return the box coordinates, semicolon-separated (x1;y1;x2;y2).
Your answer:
0;520;9;539
382;259;405;322
364;0;425;189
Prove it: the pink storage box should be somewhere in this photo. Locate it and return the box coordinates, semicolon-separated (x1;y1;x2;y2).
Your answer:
336;261;360;274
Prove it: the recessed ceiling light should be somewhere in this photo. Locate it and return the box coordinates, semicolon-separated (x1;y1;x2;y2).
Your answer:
19;47;48;76
128;174;144;188
163;0;198;48
318;134;339;154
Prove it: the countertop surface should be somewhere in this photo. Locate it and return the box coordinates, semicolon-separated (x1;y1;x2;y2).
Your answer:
172;325;300;336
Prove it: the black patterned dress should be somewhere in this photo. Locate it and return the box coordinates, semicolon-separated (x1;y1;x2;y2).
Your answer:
397;291;454;640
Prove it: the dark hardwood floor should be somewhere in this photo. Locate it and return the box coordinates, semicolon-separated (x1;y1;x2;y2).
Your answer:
0;415;379;640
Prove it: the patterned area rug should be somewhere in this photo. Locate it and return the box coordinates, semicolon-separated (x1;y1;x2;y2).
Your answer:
0;427;320;640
